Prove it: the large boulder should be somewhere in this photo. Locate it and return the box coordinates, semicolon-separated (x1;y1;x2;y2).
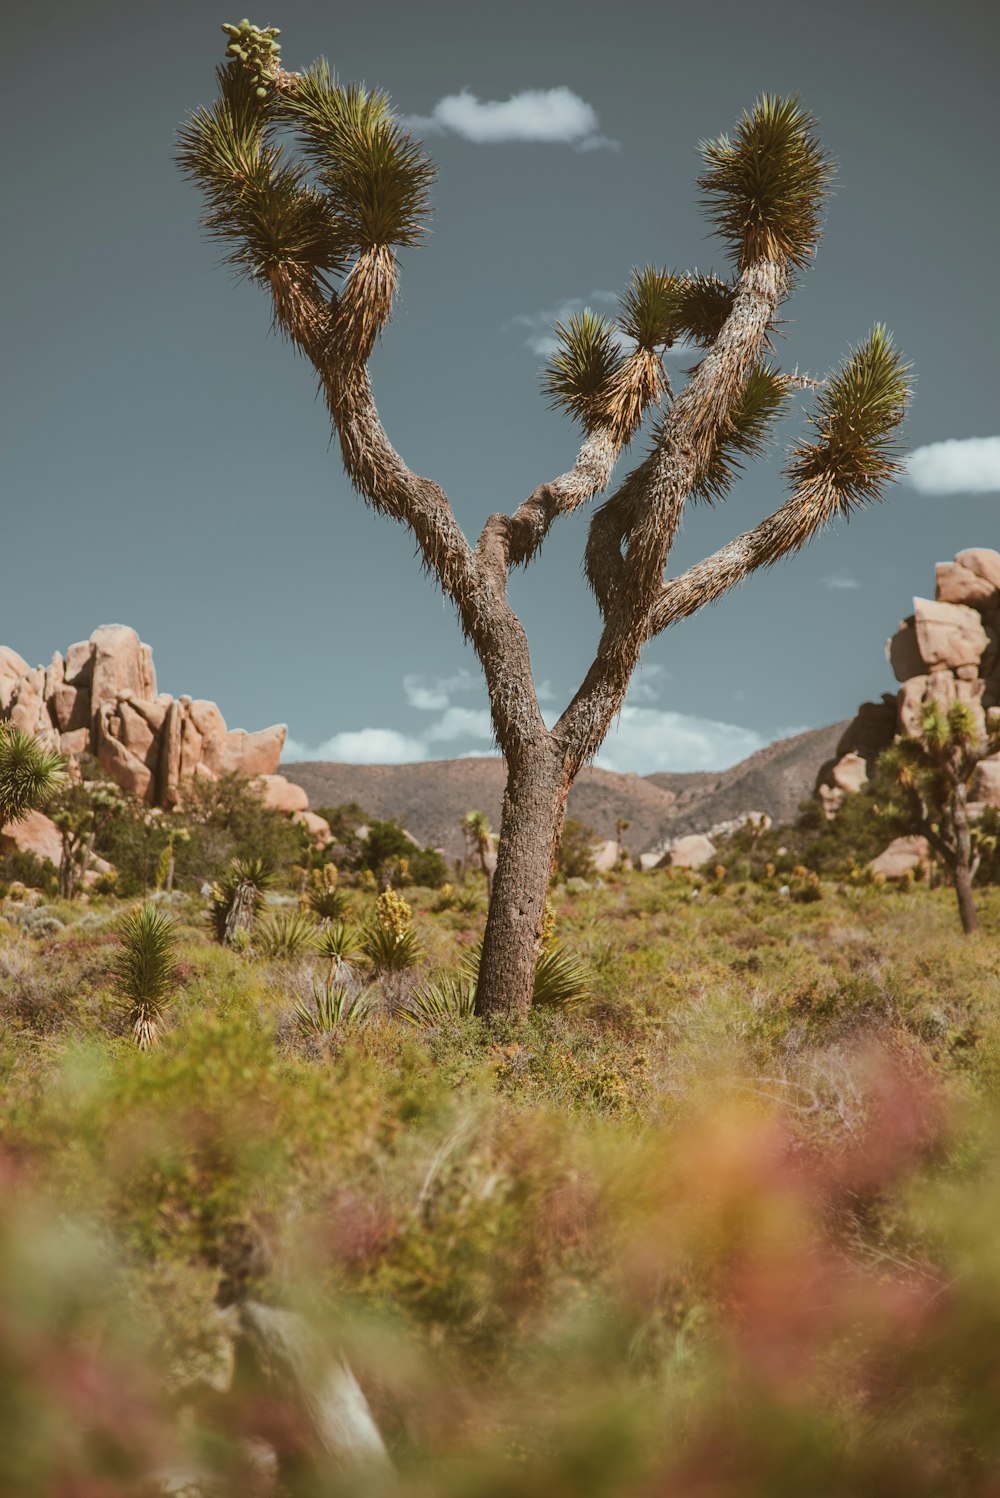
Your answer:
888;598;989;682
971;756;1000;810
1;810;62;867
667;834;716;870
257;773;309;814
897;671;985;739
955;548;1000;596
935;559;1000;610
0;647;30;712
221;725;286;778
89;625;156;717
869;835;932;881
293;810;334;846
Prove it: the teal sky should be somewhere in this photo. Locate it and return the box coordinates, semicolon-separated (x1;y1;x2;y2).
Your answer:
2;0;998;773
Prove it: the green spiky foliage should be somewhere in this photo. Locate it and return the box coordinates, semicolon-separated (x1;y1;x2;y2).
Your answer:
698;95;834;270
208;856;273;945
616;267;684;351
787;327;911;513
541;312;624;432
255;908;320;960
695;364;792;502
401;973;476;1027
672;274;738;346
530;944;592;1010
359;921;421;972
315;920;362;965
176;65;347;284
306;881;350;922
0;728;65;828
277;64;435;253
113;903;180;1051
292;980;369;1038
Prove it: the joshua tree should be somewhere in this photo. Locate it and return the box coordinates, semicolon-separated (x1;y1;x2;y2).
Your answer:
880;700;1000;935
179;26;911;1018
0;726;65;829
460;810;494;897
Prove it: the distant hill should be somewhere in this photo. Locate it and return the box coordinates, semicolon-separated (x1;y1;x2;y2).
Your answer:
283;720;847;860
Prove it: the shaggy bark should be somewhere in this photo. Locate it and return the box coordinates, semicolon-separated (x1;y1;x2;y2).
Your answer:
476;743;570;1020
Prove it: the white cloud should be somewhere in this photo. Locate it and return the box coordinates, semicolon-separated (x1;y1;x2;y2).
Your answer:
424;706;494;743
595;707;765;776
625;662;672;704
506;292;619;357
904;436;1000;495
404;87;617;151
287;727;427;765
402;669;478;712
822;572;861;591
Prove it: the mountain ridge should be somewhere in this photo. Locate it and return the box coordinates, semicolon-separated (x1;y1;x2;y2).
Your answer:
283;721;847;860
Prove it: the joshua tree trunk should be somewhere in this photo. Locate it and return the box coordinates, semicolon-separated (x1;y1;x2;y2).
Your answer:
950;788;979;935
476;744;570;1019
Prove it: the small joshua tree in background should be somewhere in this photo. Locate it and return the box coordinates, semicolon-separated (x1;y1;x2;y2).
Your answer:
179;28;911;1017
0;727;65;829
460;811;494;897
881;700;1000;935
209;855;272;946
114;903;180;1050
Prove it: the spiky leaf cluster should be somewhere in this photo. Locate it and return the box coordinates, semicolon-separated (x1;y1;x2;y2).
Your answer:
699;95;834;270
293;980;369;1037
673;275;738;346
695;364;791;502
0;728;65;827
617;266;685;351
113;904;180;1051
541;311;624;432
402;974;476;1027
278;65;435;252
221;18;282;97
177;84;347;280
786;327;911;514
255;909;320;960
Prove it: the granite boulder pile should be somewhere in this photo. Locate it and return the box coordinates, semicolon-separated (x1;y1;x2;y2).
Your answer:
0;624;307;815
819;549;1000;816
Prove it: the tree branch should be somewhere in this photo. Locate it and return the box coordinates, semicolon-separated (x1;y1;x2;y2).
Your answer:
267;265;549;757
475;427;617;588
647;471;862;638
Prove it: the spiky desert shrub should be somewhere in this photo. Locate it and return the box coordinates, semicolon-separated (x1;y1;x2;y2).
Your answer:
402;974;476;1027
208;856;272;945
255;909;321;960
292;979;370;1038
113;903;180;1050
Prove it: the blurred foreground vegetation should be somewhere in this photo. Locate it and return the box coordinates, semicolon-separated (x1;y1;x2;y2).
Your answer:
5;853;1000;1493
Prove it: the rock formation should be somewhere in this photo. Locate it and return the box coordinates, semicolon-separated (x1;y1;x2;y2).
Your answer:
819;549;1000;815
0;625;288;809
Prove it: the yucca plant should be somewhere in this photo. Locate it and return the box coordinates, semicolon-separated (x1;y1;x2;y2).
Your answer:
0;727;65;827
359;920;421;973
208;856;273;946
255;909;321;960
292;979;369;1038
181;38;911;1020
401;974;476;1028
113;903;180;1050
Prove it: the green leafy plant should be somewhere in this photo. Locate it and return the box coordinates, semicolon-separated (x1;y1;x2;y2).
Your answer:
0;728;65;828
113;903;180;1050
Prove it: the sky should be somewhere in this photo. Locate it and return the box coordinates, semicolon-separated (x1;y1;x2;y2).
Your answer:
2;0;998;776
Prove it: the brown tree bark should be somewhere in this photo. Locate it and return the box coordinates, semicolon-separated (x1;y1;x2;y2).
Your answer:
950;788;979;935
475;742;570;1020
